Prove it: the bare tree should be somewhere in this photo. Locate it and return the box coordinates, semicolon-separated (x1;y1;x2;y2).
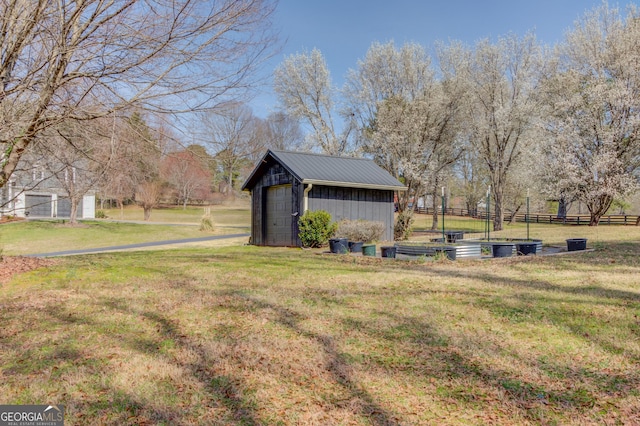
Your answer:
161;148;212;209
96;111;167;217
262;112;304;151
200;104;264;193
540;3;640;225
0;0;278;189
273;49;350;155
98;118;140;217
136;180;164;221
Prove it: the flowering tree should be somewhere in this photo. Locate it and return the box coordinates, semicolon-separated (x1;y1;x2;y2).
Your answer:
457;33;545;231
343;41;434;154
273;49;349;155
343;42;465;236
540;3;640;225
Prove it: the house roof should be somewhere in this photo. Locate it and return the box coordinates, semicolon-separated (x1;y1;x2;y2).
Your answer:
242;150;406;191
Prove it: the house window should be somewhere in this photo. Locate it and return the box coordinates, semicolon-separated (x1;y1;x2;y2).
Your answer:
32;166;45;182
64;167;76;183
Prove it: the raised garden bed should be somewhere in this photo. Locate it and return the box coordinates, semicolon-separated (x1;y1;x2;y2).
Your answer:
394;243;457;260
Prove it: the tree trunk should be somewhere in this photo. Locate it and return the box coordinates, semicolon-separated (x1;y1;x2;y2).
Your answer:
493;189;504;231
144;206;152;221
395;179;420;240
587;194;613;227
557;197;568;219
431;192;439;231
69;198;79;225
227;165;234;194
508;205;522;225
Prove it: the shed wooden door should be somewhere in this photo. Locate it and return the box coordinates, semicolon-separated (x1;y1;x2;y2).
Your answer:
265;185;292;246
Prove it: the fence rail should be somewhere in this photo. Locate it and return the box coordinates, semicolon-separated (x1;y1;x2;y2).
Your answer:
414;207;640;226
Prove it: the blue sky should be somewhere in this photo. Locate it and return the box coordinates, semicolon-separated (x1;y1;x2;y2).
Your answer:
251;0;636;117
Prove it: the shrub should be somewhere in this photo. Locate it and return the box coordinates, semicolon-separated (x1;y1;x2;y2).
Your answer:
200;214;214;232
336;219;385;243
95;210;107;219
298;210;337;248
394;211;414;241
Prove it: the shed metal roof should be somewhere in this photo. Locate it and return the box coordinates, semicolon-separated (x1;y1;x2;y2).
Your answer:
242;150;406;191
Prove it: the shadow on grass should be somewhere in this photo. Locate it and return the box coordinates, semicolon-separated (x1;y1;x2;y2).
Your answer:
101;296;261;425
228;290;401;426
3;242;639;423
369;308;638;420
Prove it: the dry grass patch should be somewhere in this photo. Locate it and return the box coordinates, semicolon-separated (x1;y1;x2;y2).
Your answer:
1;241;639;424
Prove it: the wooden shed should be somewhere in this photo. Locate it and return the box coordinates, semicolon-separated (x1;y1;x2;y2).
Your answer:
241;150;406;246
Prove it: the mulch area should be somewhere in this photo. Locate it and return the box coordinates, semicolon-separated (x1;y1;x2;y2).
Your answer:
0;256;56;284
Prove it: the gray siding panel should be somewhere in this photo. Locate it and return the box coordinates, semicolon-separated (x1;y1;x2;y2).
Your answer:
308;185;395;241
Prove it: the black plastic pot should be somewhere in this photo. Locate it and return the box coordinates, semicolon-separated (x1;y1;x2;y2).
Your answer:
515;242;537;256
566;238;587;251
445;231;464;243
329;238;348;254
492;243;514;258
380;246;397;258
348;241;363;253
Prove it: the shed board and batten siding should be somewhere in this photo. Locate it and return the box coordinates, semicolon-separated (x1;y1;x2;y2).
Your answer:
307;186;394;241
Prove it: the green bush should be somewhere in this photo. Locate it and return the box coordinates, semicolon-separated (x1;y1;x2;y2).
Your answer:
95;210;107;219
336;219;385;243
298;210;337;248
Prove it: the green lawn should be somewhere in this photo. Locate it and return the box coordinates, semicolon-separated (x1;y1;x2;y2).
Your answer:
0;220;249;256
1;225;639;424
0;202;251;256
100;201;251;227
